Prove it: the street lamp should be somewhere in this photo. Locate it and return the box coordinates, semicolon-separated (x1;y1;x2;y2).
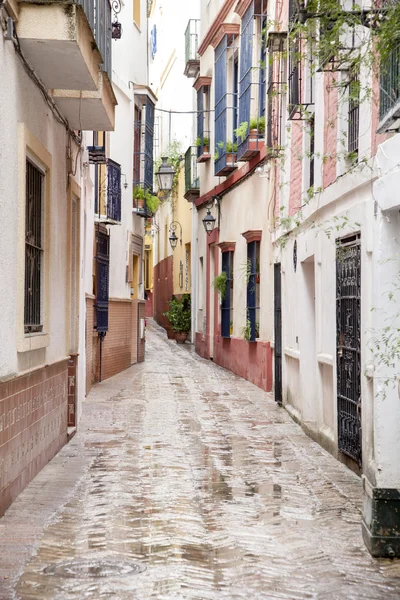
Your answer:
169;221;182;250
156;157;175;192
202;208;216;236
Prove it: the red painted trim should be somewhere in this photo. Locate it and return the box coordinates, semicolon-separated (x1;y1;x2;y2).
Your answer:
211;23;240;49
207;228;219;246
195;145;267;209
242;230;262;243
218;241;236;252
234;0;253;17
198;0;237;56
193;76;212;92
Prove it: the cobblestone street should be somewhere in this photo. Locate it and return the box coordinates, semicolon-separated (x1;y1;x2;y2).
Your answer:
1;321;399;599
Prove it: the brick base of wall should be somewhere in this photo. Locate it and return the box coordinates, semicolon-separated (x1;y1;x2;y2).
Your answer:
145;291;153;318
86;297;146;390
0;359;68;516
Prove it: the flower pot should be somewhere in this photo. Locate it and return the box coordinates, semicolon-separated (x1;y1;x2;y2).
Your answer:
175;332;188;344
226;152;237;164
203;145;209;154
256;274;260;284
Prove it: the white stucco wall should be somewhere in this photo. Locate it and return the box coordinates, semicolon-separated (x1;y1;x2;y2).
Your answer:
0;32;72;379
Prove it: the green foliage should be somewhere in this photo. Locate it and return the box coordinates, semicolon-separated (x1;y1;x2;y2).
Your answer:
195;136;202;147
213;272;228;301
226;140;238;153
234;121;249;142
240;259;252;285
240;318;252;341
203;136;210;147
249;116;266;134
133;186;159;215
163;294;191;333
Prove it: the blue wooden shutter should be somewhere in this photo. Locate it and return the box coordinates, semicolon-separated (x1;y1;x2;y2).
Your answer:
214;35;228;173
221;251;232;338
96;231;110;333
197;88;204;158
144;98;155;191
239;2;254;136
247;241;257;342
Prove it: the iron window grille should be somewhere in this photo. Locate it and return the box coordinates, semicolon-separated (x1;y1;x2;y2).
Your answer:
267;34;286;154
184;146;200;194
379;43;400;132
133;95;155;217
107;159;122;222
184;19;200;78
88;131;107;164
348;71;360;157
25;160;44;334
309;114;315;189
221;251;234;338
237;1;268;161
196;85;211;159
246;241;260;342
214;34;240;176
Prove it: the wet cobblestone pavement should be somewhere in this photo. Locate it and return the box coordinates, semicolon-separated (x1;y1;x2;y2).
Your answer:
1;321;400;599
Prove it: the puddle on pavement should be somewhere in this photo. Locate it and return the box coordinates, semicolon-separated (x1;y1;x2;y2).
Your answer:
12;327;400;599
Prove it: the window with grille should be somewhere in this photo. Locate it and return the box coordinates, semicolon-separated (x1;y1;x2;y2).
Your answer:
25;160;44;334
246;241;260;342
221;251;234;338
348;72;359;158
379;43;400;131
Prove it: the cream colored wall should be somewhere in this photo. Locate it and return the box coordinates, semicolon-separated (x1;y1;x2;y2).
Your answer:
172;167;193;295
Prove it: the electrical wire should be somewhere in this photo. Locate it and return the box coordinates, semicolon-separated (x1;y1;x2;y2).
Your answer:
155;107;214;114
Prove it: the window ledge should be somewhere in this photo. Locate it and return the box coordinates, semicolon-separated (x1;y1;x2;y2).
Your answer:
18;332;50;353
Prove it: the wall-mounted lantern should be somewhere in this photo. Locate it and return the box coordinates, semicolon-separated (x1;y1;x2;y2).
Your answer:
156;157;176;192
169;221;182;250
202;197;221;236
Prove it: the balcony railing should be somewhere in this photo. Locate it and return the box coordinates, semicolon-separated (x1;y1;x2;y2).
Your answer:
379;43;400;132
77;0;112;81
184;19;200;78
184;146;200;201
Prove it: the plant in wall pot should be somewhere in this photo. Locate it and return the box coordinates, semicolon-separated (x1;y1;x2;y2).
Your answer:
249;116;265;138
240;318;252;342
234;121;249;143
163;294;191;343
203;136;210;153
225;140;238;164
213;271;228;302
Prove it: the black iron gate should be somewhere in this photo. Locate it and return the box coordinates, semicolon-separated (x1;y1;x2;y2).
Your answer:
274;263;282;404
336;234;362;465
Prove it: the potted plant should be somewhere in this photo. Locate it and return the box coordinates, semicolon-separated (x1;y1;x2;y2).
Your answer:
133;185;145;210
234;121;249;143
240;318;252;341
145;190;160;215
256;259;260;284
203;136;210;153
226;140;238;164
249;116;265;138
195;136;202;147
230;320;233;336
255;320;260;338
163;295;191;343
213;271;228;301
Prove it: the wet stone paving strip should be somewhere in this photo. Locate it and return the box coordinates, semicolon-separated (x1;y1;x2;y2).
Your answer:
1;321;400;599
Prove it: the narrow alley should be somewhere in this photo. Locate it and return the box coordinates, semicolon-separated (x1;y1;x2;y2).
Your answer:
1;322;399;600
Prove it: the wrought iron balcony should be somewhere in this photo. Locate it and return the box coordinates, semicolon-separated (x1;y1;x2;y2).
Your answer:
184;146;200;202
184;19;200;78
